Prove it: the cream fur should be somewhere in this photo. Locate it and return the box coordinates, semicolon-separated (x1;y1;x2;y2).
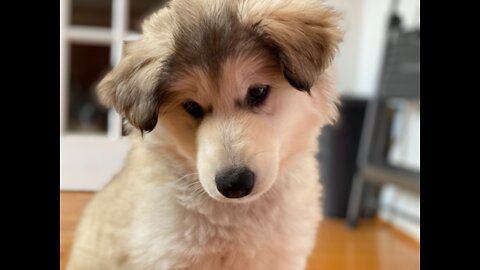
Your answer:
67;0;342;269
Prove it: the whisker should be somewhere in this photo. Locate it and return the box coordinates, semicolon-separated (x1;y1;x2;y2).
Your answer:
173;172;199;183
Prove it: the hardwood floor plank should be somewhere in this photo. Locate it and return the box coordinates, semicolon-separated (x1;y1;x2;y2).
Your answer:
60;192;419;270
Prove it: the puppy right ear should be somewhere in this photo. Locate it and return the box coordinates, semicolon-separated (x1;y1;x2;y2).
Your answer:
97;41;170;133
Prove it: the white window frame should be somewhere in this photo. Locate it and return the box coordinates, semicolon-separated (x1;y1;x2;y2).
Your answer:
60;0;141;191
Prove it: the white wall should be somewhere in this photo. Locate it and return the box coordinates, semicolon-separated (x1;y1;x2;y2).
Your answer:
325;0;364;97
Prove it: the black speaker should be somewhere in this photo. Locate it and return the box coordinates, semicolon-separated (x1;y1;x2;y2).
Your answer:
318;96;367;218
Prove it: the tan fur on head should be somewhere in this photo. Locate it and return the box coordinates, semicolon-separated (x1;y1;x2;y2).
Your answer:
96;0;342;132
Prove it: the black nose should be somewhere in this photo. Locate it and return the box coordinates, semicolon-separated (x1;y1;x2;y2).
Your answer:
215;167;255;199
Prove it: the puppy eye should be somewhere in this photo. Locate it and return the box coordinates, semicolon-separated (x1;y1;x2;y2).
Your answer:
182;100;204;119
247;84;270;107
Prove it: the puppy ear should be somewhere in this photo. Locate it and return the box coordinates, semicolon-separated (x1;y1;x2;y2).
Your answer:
97;41;169;133
242;1;343;92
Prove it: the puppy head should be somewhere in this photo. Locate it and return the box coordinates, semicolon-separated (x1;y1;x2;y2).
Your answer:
97;0;343;203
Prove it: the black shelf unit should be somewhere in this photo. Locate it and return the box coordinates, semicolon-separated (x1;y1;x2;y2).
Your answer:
346;14;420;228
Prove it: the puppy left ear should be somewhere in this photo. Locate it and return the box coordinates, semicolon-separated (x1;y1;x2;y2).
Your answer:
96;40;169;133
243;1;343;92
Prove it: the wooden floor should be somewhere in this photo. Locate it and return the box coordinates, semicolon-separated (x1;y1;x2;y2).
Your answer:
61;192;419;270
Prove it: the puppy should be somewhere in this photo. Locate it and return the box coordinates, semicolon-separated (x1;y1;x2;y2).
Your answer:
67;0;342;269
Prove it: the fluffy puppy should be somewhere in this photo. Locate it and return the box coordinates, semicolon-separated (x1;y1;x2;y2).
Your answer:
67;0;342;269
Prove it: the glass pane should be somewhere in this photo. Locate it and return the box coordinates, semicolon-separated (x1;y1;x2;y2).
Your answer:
68;44;111;134
71;0;112;27
129;0;169;32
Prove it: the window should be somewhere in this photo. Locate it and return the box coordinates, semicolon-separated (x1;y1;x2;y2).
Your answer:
60;0;162;190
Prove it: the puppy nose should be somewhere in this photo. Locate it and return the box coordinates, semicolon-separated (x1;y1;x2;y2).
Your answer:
215;167;255;199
